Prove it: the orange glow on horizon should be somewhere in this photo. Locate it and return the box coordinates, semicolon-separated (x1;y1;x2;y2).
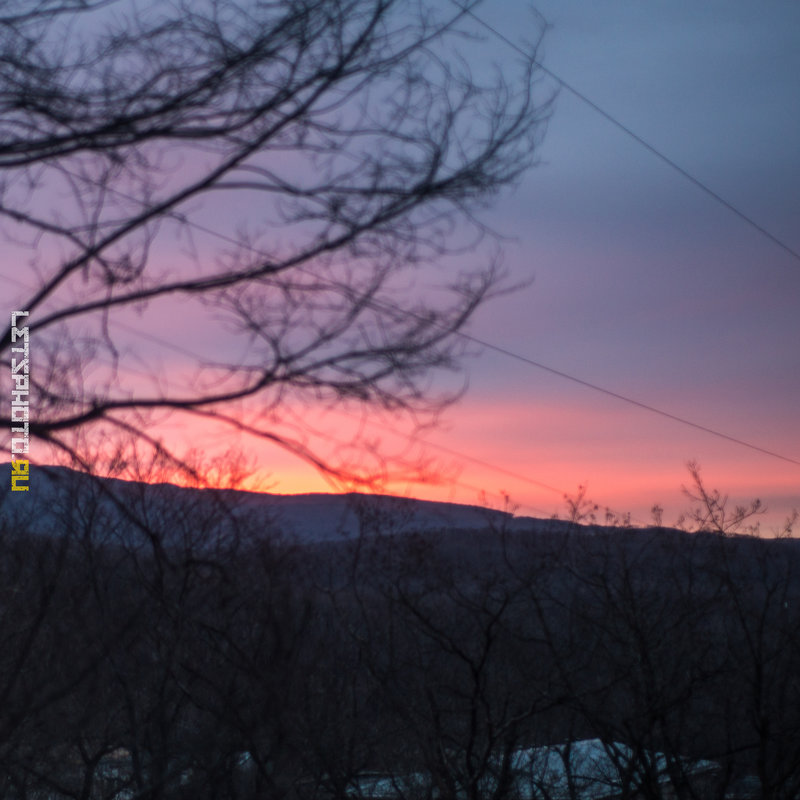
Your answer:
118;394;798;532
22;392;798;534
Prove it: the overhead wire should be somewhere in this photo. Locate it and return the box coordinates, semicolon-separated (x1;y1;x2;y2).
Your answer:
4;154;800;472
453;2;800;267
97;213;800;468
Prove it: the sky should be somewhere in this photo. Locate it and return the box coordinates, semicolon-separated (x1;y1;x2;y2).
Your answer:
419;0;800;528
3;0;799;531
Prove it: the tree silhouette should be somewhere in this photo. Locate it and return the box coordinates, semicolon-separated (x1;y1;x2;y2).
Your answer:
0;0;550;482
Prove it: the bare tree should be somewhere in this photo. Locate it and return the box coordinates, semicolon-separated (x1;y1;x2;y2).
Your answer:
0;0;550;482
324;514;577;800
0;450;317;800
677;461;766;537
678;466;800;800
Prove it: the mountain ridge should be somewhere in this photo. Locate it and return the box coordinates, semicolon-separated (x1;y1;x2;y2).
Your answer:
0;461;560;542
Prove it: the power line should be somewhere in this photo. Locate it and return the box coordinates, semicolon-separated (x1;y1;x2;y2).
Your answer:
4;176;799;470
109;280;800;468
458;332;800;468
454;2;800;267
125;221;800;466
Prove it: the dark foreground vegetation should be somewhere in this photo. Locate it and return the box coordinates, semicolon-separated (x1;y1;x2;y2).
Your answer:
1;472;799;800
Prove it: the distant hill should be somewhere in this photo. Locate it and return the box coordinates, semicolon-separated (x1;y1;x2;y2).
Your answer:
0;462;571;543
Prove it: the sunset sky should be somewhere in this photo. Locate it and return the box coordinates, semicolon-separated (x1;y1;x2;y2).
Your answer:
428;0;800;528
4;1;799;531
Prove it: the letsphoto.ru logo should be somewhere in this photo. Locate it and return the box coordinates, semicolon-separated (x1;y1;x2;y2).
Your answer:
10;310;29;492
